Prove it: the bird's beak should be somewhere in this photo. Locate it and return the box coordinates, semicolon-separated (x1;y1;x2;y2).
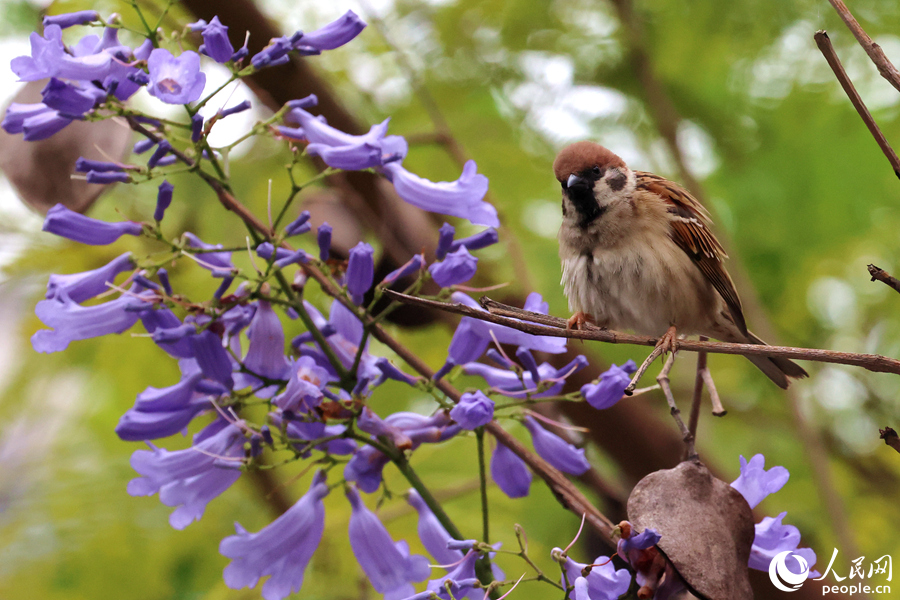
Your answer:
567;173;588;190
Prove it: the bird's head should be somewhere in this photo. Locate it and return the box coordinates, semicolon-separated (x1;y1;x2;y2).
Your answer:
553;141;633;227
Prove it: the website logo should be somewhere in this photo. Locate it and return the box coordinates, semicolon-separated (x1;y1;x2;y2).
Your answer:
769;550;811;592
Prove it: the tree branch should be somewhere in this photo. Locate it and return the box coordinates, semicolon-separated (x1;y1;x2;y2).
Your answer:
880;427;900;455
867;264;900;295
382;290;900;376
814;30;900;179
826;0;900;94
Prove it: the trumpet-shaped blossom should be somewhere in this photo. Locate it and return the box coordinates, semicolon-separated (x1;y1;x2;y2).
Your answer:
464;355;588;399
730;454;790;509
191;329;235;390
220;471;329;600
147;49;206;104
523;416;590;475
235;300;290;396
438;292;566;378
284;210;311;237
194;16;234;63
12;25;112;82
127;418;245;529
449;391;493;430
317;222;332;261
382;254;424;285
407;489;464;565
272;356;331;413
429;246;478;287
183;232;234;275
45;252;134;303
556;549;632;600
346;242;374;305
1;102;72;140
344;445;391;493
43;204;142;245
32;287;152;353
300;10;367;50
140;307;196;359
382;160;497;227
490;440;532;498
580;360;637;410
347;486;430;600
748;513;818;575
154;181;174;221
436;223;455;259
43;10;100;29
41;77;105;116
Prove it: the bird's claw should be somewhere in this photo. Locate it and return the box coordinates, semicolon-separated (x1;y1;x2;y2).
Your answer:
566;311;595;330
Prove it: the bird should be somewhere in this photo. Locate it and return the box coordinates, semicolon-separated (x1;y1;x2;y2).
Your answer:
554;141;808;388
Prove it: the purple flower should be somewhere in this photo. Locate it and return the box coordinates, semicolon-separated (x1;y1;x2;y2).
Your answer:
301;11;366;50
307;142;383;170
464;355;588;399
43;10;100;29
490;440;531;498
439;292;567;376
347;486;430;599
382;254;424;285
218;100;252;119
557;549;632;600
141;307;196;359
196;16;234;63
12;25;112;82
346;242;374;305
43;204;142;245
133;138;156;154
317;223;332;261
147;49;206;104
617;526;661;557
45;252;134;303
425;549;481;599
407;489;463;565
251;35;296;69
192;329;235;390
127;418;244;529
183;232;234;276
220;471;329;600
86;170;130;184
730;454;789;509
155;180;174;221
147;139;172;168
450;228;499;254
382;160;497;227
1;102;73;140
236;300;290;396
32;287;151;353
344;445;391;492
580;360;637;410
516;347;541;383
449;391;494;430
75;157;124;172
523;416;590;475
429;246;478;288
115;366;214;441
436;223;455;259
41;78;105;116
284;210;311;237
272;356;331;413
748;512;818;575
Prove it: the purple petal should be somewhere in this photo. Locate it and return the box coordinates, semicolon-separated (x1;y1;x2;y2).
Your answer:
43;204;142;245
490;440;531;498
523;416;589;475
449;391;494;430
429;246;478;288
730;454;790;509
300;11;366;50
147;49;206;104
45;252;134;303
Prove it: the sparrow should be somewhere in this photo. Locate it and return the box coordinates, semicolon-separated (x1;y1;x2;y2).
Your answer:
554;141;808;388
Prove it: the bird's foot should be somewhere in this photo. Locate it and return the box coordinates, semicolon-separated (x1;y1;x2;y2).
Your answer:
624;326;680;396
566;311;595;330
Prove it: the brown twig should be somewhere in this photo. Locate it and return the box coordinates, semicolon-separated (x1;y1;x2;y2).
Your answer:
656;352;696;460
688;339;707;442
814;31;900;179
867;264;900;294
826;0;900;94
880;427;900;455
381;290;900;375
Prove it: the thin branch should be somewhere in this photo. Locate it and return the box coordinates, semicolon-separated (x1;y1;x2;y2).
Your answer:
381;290;900;376
867;264;900;295
826;0;900;94
688;339;707;441
655;352;696;460
814;30;900;179
880;427;900;455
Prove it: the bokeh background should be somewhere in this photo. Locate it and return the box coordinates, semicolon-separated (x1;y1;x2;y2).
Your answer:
1;0;900;598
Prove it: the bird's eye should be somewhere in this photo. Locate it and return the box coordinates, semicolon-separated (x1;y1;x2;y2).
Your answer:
591;166;602;176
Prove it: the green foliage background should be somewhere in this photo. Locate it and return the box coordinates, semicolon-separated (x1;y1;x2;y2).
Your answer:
1;0;900;598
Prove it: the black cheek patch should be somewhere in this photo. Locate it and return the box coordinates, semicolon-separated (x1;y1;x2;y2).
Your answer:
608;171;627;191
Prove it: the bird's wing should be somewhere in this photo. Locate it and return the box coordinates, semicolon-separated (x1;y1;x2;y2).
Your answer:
634;171;748;336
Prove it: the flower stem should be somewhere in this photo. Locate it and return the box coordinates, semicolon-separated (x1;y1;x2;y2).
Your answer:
476;427;490;544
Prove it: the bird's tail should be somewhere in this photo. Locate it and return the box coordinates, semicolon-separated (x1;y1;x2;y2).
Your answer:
742;331;809;389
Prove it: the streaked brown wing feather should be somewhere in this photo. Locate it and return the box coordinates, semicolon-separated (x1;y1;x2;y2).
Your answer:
635;171;748;336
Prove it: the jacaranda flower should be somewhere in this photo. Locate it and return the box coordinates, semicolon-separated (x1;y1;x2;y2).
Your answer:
556;548;632;600
347;485;430;599
127;418;244;529
429;246;478;288
235;300;290;396
43;204;143;245
464;355;588;399
346;242;375;305
43;10;100;29
272;356;331;414
41;77;105;116
490;439;531;498
194;16;234;64
407;489;464;565
155;180;174;222
580;360;637;410
299;10;367;50
220;471;329;600
523;416;590;475
147;49;206;104
449;391;494;430
748;512;818;575
45;252;134;303
730;454;789;509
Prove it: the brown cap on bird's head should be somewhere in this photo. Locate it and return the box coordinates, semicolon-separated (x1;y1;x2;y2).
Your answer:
552;142;626;182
